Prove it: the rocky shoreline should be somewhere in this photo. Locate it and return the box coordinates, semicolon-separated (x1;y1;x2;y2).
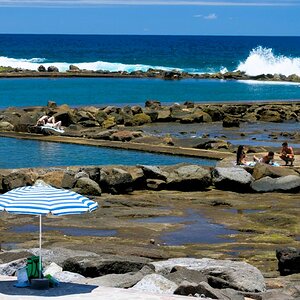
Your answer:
1;65;300;83
1;100;300;299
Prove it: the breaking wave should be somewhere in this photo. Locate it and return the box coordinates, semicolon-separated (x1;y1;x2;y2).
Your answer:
236;46;300;76
0;56;179;73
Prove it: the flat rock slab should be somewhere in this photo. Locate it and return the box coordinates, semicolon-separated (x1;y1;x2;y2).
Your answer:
0;275;212;299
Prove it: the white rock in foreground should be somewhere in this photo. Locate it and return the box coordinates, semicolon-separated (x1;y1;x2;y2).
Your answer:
151;258;265;293
131;274;178;294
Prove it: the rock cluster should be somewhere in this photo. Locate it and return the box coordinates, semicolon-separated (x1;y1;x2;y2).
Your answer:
0;163;299;196
0;248;272;299
0;101;299;134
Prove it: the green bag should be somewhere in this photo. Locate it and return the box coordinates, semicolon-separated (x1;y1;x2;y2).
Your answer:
26;256;42;281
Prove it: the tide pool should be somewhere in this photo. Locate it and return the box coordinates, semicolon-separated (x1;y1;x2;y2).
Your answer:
0;137;216;169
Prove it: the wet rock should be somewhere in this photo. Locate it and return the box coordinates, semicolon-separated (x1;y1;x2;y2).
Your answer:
257;109;283;122
179;110;212;124
38;65;46;72
276;247;300;276
151;257;266;292
74;177;101;196
251;175;300;192
212;167;254;192
131;274;178;294
47;66;59;72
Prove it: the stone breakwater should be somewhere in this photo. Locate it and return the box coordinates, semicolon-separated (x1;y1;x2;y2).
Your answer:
1;163;300;195
0;101;300;136
1;65;300;82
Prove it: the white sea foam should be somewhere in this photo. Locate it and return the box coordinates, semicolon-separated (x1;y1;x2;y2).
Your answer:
0;55;179;73
239;80;300;86
236;46;300;76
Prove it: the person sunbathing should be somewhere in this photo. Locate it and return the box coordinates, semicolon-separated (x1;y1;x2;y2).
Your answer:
253;151;275;164
36;115;62;130
280;142;295;166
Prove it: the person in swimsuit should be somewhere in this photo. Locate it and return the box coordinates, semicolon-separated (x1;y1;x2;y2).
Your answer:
280;142;295;166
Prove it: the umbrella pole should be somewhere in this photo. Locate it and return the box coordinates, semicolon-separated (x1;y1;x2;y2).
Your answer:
39;214;42;279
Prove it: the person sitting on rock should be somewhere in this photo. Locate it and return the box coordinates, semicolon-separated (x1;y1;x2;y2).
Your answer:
280;142;295;166
253;151;275;164
36;115;62;130
236;145;247;165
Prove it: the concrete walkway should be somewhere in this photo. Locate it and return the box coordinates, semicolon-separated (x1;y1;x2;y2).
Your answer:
0;276;211;300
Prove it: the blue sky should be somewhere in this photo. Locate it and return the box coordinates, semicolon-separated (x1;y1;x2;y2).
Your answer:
0;0;299;35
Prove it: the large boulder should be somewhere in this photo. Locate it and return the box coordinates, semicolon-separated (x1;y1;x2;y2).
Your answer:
151;257;266;293
140;165;168;181
1;171;33;192
276;247;300;276
252;163;299;180
62;255;150;278
74;177;101;196
222;116;240;127
165;165;212;191
99;167;134;194
251;175;300;192
212;167;254;192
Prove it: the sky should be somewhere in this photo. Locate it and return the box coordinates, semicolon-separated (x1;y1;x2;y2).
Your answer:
0;0;299;35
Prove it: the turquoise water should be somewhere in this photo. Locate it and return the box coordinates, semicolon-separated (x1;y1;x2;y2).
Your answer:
0;78;299;108
0;137;216;169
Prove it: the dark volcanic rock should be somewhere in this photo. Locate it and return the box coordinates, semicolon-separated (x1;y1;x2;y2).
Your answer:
47;66;59;72
276;247;300;276
222;116;240;127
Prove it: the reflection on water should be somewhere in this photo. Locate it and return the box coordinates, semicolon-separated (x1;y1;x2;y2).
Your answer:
10;224;117;237
134;209;237;245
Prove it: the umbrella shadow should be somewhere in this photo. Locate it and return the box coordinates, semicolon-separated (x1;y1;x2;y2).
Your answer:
0;280;98;297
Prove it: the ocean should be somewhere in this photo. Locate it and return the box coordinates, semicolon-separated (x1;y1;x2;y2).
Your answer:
0;34;300;107
0;34;299;168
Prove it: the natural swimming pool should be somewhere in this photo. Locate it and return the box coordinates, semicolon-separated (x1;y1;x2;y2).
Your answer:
0;137;217;169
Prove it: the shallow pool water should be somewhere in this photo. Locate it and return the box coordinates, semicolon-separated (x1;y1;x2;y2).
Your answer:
10;224;117;237
134;209;237;245
0;137;217;169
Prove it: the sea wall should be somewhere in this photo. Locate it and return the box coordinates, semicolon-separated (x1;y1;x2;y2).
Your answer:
0;65;300;82
1;163;299;195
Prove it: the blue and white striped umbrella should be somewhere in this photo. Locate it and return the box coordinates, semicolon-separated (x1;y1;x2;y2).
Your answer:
0;183;98;216
0;181;99;278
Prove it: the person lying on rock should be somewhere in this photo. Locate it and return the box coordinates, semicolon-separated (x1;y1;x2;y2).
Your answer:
36;115;62;130
253;151;275;164
280;142;295;166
